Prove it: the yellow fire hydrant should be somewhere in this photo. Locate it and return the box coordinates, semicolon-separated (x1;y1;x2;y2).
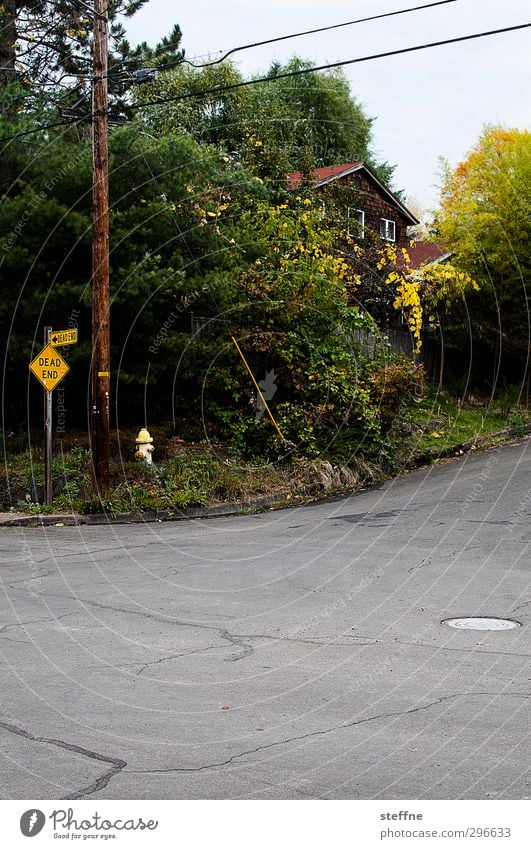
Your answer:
135;428;154;465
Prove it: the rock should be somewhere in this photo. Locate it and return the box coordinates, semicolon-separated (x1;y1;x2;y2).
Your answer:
311;460;361;491
314;460;335;490
338;465;358;487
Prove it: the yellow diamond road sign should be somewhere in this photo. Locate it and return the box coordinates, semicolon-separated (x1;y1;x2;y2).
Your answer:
30;343;70;391
49;328;78;346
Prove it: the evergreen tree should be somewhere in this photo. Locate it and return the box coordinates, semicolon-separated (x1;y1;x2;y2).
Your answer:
0;2;183;112
136;56;399;189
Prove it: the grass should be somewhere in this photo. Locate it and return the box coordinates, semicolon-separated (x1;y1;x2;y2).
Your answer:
1;391;528;515
0;445;326;515
409;391;527;456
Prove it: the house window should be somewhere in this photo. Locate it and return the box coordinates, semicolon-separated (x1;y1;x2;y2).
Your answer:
380;218;396;241
347;208;365;238
353;175;362;189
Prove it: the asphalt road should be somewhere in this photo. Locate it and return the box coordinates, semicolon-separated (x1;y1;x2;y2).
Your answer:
0;440;530;800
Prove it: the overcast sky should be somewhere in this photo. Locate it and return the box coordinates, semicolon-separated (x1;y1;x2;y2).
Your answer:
124;0;530;215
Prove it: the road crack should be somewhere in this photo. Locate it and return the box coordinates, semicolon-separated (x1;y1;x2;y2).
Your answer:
0;718;126;799
0;611;79;639
7;570;54;586
127;691;531;776
9;592;362;659
220;629;254;662
511;599;531;615
134;642;224;674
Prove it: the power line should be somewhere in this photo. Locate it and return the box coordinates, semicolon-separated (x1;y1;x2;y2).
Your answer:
163;0;460;72
0;113;89;144
108;0;459;79
0;80;89;108
130;22;531;111
6;0;459;94
2;21;529;143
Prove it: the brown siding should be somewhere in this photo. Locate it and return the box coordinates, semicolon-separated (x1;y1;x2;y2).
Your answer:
319;171;411;246
362;188;408;246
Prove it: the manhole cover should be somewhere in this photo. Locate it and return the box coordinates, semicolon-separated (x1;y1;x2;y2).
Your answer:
443;617;521;631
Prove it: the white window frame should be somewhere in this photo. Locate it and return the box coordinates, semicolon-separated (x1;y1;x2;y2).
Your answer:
347;207;365;238
380;218;396;242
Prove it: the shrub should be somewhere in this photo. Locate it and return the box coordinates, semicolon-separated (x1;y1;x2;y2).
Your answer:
367;360;426;427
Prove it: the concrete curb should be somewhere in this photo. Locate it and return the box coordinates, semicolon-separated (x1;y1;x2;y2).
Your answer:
1;424;529;528
0;493;293;528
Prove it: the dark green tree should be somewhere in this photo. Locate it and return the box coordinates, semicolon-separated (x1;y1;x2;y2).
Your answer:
0;2;183;113
136;56;398;188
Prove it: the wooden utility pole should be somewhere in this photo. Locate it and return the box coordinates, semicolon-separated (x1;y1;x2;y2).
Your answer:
91;0;110;493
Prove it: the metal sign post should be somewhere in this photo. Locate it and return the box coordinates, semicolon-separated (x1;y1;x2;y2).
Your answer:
29;327;76;507
43;326;53;505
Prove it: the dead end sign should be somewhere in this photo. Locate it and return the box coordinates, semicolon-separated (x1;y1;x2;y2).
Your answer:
30;343;70;391
50;328;78;346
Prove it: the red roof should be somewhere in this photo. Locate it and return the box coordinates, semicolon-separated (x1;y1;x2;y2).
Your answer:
286;162;362;189
397;241;449;270
285;161;419;225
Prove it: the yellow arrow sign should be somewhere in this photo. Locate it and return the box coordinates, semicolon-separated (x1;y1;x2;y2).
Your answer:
49;328;78;346
29;343;70;391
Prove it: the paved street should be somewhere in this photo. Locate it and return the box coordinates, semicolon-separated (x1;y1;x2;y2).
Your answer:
0;440;529;800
